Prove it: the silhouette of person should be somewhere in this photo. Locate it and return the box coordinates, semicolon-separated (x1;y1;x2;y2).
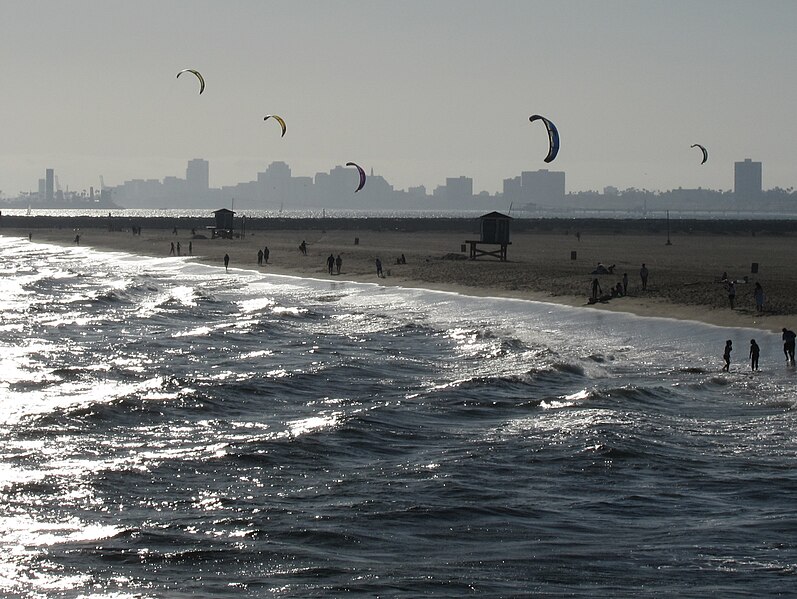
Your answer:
754;282;764;312
591;278;601;300
224;253;230;272
749;339;760;371
327;254;335;274
375;258;383;278
782;328;796;363
176;241;181;256
188;241;192;255
727;281;736;309
622;273;628;295
335;254;342;274
723;339;732;371
640;263;649;291
170;242;175;255
263;246;269;263
257;249;263;265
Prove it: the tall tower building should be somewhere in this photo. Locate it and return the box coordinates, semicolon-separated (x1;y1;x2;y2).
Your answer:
186;159;209;195
38;178;46;202
734;158;762;202
45;169;54;203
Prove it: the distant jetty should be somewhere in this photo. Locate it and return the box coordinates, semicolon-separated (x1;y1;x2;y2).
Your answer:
2;213;797;237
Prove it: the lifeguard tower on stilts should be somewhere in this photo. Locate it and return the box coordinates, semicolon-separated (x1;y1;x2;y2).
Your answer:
466;211;512;261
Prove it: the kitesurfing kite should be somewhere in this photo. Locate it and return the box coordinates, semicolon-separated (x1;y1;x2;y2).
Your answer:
176;69;205;95
528;115;560;163
264;115;287;137
346;162;366;193
691;143;708;164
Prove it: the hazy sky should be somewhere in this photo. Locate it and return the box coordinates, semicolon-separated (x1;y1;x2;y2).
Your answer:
2;0;795;197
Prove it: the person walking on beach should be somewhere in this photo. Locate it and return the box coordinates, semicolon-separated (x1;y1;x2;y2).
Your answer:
327;254;335;275
591;278;601;300
622;273;628;295
639;264;649;291
375;257;383;278
749;339;760;371
335;254;342;274
224;253;230;272
257;249;263;265
727;280;736;309
782;328;796;364
299;241;307;256
754;282;765;312
169;241;175;256
176;242;181;256
263;246;269;263
188;241;192;255
723;340;733;371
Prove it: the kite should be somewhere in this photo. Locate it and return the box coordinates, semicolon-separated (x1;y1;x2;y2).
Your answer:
264;115;287;137
691;144;708;164
346;162;366;193
176;69;205;94
528;114;560;163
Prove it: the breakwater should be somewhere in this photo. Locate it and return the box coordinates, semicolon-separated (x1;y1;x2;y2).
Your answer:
2;214;797;236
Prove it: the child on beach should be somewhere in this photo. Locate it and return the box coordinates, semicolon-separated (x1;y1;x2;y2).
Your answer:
723;340;732;371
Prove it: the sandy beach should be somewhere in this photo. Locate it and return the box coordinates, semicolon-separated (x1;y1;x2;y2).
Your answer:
4;218;796;332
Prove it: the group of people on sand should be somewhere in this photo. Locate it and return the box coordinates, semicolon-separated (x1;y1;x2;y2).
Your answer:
168;241;193;256
326;254;343;275
257;246;270;265
590;268;638;303
722;273;766;312
722;327;796;372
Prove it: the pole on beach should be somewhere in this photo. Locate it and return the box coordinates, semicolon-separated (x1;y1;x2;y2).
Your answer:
666;210;672;245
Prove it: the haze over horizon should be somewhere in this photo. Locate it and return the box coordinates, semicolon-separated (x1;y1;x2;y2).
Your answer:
1;0;794;198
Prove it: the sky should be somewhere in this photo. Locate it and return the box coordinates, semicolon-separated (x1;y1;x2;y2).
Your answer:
1;0;796;198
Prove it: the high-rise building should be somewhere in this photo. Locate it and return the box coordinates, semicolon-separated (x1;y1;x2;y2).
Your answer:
186;159;209;195
45;169;54;203
38;178;46;202
444;176;473;204
734;158;762;201
519;169;565;207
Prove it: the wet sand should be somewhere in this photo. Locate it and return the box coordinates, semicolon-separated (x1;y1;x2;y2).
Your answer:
6;221;797;332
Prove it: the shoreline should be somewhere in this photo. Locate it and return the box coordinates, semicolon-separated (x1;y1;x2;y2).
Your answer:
3;221;795;333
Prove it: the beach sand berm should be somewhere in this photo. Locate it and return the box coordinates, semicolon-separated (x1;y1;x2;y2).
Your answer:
6;219;796;332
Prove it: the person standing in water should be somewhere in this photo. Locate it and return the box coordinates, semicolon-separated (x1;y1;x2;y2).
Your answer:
723;340;733;371
224;253;230;272
782;328;796;364
639;263;649;291
749;339;760;371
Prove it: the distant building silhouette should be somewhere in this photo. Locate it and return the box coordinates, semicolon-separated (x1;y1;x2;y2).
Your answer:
186;158;209;197
734;158;762;202
45;168;54;203
504;169;565;209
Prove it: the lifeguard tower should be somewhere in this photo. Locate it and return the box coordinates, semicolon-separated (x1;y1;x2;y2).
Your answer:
466;211;512;261
209;208;235;239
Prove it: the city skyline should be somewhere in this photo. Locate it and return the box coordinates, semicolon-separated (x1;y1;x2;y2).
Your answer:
2;2;796;198
12;154;783;216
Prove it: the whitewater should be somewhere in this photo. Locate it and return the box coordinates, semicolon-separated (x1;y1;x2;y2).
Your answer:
0;235;795;598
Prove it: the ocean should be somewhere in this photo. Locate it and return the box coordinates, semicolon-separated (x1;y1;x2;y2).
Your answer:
0;235;795;598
